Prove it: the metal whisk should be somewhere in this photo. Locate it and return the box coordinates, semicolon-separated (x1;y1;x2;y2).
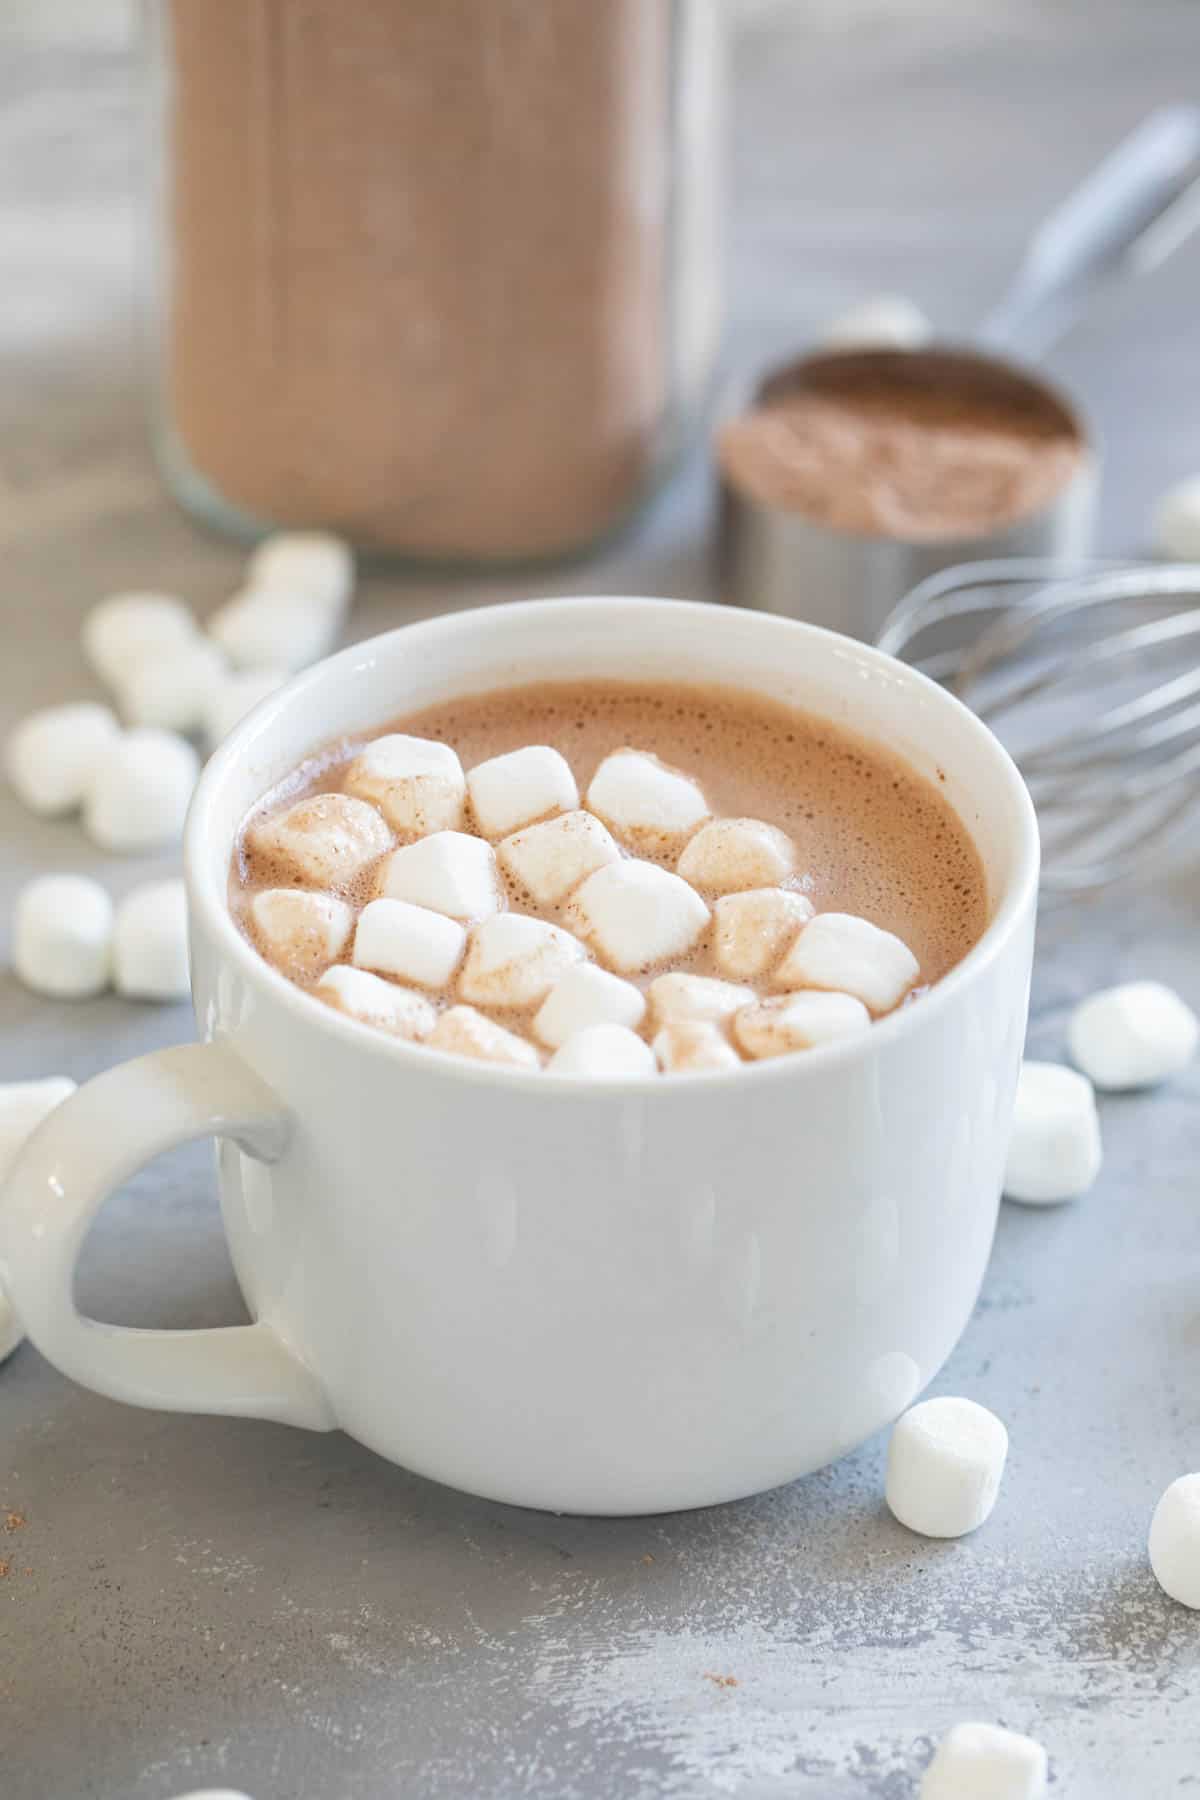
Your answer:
877;560;1200;895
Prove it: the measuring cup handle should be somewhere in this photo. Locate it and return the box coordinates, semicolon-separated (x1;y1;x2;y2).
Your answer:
979;105;1200;357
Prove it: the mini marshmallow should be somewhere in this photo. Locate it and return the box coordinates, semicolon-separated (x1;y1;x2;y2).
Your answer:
1068;980;1198;1090
467;746;579;840
498;809;621;906
247;530;354;612
315;965;435;1040
13;874;114;998
344;734;466;836
202;667;288;748
113;639;227;735
649;972;755;1026
734;990;870;1059
919;1722;1047;1800
249;793;391;888
1149;1472;1200;1610
377;831;502;920
567;859;709;974
586;749;709;851
429;1005;541;1069
0;1077;77;1179
533;962;646;1049
353;897;466;989
886;1396;1008;1539
776;911;919;1013
83;728;200;853
207;586;340;672
1003;1060;1101;1205
5;701;121;816
113;879;190;1001
822;294;933;351
677;818;798;895
458;913;584;1008
654;1019;742;1074
1152;472;1200;561
82;591;196;686
548;1023;657;1078
712;886;814;981
251;888;355;976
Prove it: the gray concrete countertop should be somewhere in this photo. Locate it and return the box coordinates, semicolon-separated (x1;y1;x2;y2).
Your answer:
2;3;1199;1795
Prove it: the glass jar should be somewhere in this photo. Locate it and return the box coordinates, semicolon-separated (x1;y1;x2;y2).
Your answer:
144;0;724;565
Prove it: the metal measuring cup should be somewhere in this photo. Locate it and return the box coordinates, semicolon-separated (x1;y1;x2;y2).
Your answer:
720;106;1200;641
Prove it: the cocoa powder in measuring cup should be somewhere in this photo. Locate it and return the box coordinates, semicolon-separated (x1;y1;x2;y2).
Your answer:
717;349;1086;542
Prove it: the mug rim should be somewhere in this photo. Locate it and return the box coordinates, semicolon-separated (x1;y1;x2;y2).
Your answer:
186;595;1040;1095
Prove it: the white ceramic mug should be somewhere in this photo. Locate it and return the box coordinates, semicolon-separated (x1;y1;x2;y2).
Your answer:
0;599;1038;1515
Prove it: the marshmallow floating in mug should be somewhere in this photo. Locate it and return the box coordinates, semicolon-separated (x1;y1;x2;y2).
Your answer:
586;749;709;851
533;962;646;1049
498;809;621;906
548;1023;657;1079
249;794;392;888
466;745;578;840
677;817;798;893
345;735;466;837
566;859;709;973
654;1019;741;1074
252;888;356;975
711;886;814;981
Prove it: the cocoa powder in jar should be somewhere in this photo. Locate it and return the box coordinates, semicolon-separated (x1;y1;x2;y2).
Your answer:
162;0;677;560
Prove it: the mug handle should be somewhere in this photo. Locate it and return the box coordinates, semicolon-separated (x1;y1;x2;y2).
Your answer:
0;1041;334;1431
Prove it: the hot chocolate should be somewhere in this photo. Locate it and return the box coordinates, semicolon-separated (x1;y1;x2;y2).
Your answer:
230;680;988;1072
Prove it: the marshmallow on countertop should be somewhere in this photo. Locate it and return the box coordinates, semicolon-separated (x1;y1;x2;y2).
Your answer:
919;1722;1047;1800
376;830;502;921
5;702;121;817
654;1019;742;1074
1003;1060;1101;1205
429;1005;541;1070
822;294;933;351
1068;980;1198;1090
567;859;709;974
586;749;709;851
247;531;354;612
1149;1473;1200;1610
113;639;227;735
207;585;341;673
112;879;190;1001
203;667;288;749
1152;473;1200;561
712;886;814;981
248;793;391;888
677;818;798;894
0;1077;77;1179
83;728;200;853
251;889;356;977
734;990;870;1059
498;809;621;906
886;1396;1009;1539
315;965;435;1040
458;913;584;1008
82;591;197;686
13;874;113;998
776;911;919;1014
344;735;466;837
533;962;646;1049
467;745;579;840
548;1023;657;1078
353;897;466;989
649;971;755;1026
246;529;354;615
